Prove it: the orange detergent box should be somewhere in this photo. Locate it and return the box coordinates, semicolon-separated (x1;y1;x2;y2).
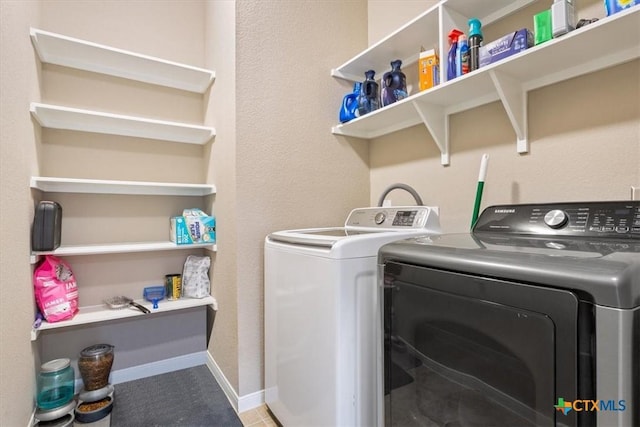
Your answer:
418;48;439;91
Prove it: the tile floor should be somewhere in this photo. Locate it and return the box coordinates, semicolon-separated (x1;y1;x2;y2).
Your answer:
238;404;281;427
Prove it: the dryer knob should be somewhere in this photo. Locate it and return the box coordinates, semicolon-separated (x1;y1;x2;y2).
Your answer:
374;212;386;225
544;209;568;229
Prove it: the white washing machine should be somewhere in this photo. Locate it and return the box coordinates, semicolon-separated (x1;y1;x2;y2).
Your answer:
264;206;441;427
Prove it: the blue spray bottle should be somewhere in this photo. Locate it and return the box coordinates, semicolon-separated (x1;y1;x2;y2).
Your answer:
447;29;463;81
456;34;469;77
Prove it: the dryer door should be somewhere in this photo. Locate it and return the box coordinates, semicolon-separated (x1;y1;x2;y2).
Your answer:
383;262;593;427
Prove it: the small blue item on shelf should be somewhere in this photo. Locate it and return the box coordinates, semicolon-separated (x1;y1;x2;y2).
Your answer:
447;29;464;81
339;82;362;123
357;70;380;116
605;0;638;15
381;60;408;107
456;34;469;77
479;29;533;68
143;286;166;309
170;208;215;245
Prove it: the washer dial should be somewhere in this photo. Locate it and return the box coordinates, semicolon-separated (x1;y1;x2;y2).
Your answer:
544;209;568;229
374;212;386;225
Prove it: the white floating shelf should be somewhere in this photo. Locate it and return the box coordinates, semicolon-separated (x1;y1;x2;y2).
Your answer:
31;176;216;196
332;7;640;165
30;28;215;93
30;103;215;145
31;242;216;261
331;0;536;81
31;296;218;340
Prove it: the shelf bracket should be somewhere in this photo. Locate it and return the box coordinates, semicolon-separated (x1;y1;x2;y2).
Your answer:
489;70;528;154
412;101;449;166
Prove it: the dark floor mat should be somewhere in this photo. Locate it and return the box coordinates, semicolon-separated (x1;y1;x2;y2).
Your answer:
110;365;242;427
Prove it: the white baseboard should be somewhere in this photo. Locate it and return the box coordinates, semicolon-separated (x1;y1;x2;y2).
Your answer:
112;351;208;384
205;351;264;413
238;389;265;413
73;351;208;390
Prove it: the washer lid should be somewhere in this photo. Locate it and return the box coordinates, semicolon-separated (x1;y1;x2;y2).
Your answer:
266;206;441;258
268;227;385;248
379;233;640;309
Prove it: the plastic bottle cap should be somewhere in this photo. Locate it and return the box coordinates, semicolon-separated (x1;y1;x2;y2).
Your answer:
41;358;71;373
468;18;482;37
448;28;464;43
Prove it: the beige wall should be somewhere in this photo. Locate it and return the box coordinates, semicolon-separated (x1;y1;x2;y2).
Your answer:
368;0;639;232
368;0;439;44
205;0;240;392
6;1;634;424
233;0;369;396
0;1;41;424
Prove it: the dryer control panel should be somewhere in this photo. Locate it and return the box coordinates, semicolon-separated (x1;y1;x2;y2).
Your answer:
474;201;640;238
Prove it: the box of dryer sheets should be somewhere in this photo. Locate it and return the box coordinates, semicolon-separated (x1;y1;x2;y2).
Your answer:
418;48;439;91
171;208;216;245
479;29;534;68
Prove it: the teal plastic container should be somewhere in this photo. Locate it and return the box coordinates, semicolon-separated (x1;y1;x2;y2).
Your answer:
468;18;483;71
37;358;75;410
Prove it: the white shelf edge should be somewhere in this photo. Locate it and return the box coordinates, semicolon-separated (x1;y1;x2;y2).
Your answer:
330;68;364;83
331;6;640;164
30;28;215;93
31;296;218;340
31;242;217;261
331;0;538;82
30;102;215;145
31;176;216;196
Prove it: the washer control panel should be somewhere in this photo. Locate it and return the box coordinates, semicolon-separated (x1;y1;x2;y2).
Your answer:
345;206;438;230
474;201;640;238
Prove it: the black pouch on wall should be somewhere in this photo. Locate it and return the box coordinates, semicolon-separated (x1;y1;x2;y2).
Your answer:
32;201;62;251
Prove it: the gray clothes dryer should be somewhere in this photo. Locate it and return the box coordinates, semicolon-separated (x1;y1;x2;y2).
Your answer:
379;201;639;427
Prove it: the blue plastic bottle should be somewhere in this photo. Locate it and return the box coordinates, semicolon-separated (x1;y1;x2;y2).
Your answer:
456;34;469;77
357;70;380;116
447;29;463;81
339;82;362;123
381;60;408;107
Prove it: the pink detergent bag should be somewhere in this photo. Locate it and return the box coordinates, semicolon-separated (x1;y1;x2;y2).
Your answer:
34;255;79;323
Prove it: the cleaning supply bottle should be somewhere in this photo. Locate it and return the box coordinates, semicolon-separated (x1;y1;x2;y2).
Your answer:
447;29;463;81
381;60;408;107
468;18;483;72
339;82;362;123
456;34;469;77
357;70;379;116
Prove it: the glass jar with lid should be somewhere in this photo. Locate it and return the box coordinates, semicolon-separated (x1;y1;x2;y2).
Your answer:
37;358;75;410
